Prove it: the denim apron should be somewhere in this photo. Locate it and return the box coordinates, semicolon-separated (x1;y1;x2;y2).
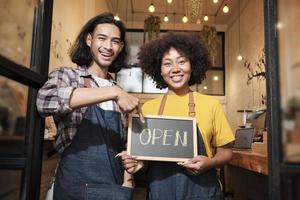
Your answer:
147;92;223;200
53;79;133;200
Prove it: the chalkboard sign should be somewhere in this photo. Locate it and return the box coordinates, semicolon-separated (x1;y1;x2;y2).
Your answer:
127;115;197;162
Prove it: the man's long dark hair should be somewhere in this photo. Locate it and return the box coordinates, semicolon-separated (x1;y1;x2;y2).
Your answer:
69;12;127;73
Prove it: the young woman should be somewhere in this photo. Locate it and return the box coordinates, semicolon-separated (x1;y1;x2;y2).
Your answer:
120;32;235;200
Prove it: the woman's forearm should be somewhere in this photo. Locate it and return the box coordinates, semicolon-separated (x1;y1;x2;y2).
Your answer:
211;145;233;168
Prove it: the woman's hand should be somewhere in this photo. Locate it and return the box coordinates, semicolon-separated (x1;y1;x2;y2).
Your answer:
178;144;233;175
116;151;145;174
178;155;215;175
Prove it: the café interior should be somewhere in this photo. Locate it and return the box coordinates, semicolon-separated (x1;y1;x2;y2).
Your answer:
0;0;299;199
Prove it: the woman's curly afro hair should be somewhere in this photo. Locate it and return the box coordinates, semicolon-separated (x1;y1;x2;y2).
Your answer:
138;32;211;89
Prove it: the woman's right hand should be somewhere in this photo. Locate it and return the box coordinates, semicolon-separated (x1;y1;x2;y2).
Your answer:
113;86;144;122
116;151;145;174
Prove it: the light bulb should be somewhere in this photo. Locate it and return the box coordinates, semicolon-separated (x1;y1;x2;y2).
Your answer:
276;22;283;29
213;0;218;3
164;15;169;22
223;4;229;13
213;76;219;81
114;14;120;21
203;86;208;90
148;3;155;13
237;54;243;61
204;15;209;21
182;15;188;23
167;0;172;3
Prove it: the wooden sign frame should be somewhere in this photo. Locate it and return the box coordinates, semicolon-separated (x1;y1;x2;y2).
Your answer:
127;114;198;162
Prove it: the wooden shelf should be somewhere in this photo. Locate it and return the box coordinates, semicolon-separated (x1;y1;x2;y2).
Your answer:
230;150;268;175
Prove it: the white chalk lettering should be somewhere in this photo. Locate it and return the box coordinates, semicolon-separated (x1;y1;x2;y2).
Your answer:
139;128;151;145
151;129;163;145
174;131;187;146
138;128;188;146
162;130;173;145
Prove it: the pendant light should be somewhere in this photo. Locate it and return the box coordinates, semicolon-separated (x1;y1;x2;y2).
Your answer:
148;1;155;13
204;0;208;21
164;15;169;22
237;0;243;61
164;0;169;22
223;3;229;13
182;0;188;23
182;15;188;23
114;0;120;21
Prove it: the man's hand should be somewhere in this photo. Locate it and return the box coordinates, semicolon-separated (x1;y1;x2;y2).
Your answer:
113;86;145;123
116;151;145;174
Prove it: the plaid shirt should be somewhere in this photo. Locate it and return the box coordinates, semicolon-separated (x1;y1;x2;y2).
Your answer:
37;66;123;154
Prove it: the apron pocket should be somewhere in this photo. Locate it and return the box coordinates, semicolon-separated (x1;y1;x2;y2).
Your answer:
85;183;133;200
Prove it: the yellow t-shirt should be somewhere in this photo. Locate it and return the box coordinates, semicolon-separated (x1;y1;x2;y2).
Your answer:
142;92;235;158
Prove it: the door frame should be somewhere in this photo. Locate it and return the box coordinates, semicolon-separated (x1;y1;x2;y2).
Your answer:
0;0;53;199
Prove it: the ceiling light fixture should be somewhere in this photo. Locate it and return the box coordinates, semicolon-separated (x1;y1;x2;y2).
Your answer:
167;0;172;3
204;15;209;21
237;54;243;61
213;76;219;81
276;22;283;29
223;3;229;13
148;2;155;13
164;15;169;22
182;15;188;23
213;0;218;3
114;14;120;21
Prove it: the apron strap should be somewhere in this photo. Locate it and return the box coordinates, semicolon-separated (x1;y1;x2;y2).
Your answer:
158;91;195;117
188;92;196;117
158;94;168;115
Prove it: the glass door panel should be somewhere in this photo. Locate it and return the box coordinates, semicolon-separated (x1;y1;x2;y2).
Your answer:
277;0;300;163
0;0;36;68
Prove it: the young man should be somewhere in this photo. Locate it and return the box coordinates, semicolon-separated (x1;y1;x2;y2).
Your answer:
37;12;143;200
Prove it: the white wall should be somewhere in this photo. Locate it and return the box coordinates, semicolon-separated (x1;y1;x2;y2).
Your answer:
225;0;265;130
49;0;109;72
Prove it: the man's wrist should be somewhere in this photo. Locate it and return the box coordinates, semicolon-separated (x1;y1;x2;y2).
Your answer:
111;85;120;100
